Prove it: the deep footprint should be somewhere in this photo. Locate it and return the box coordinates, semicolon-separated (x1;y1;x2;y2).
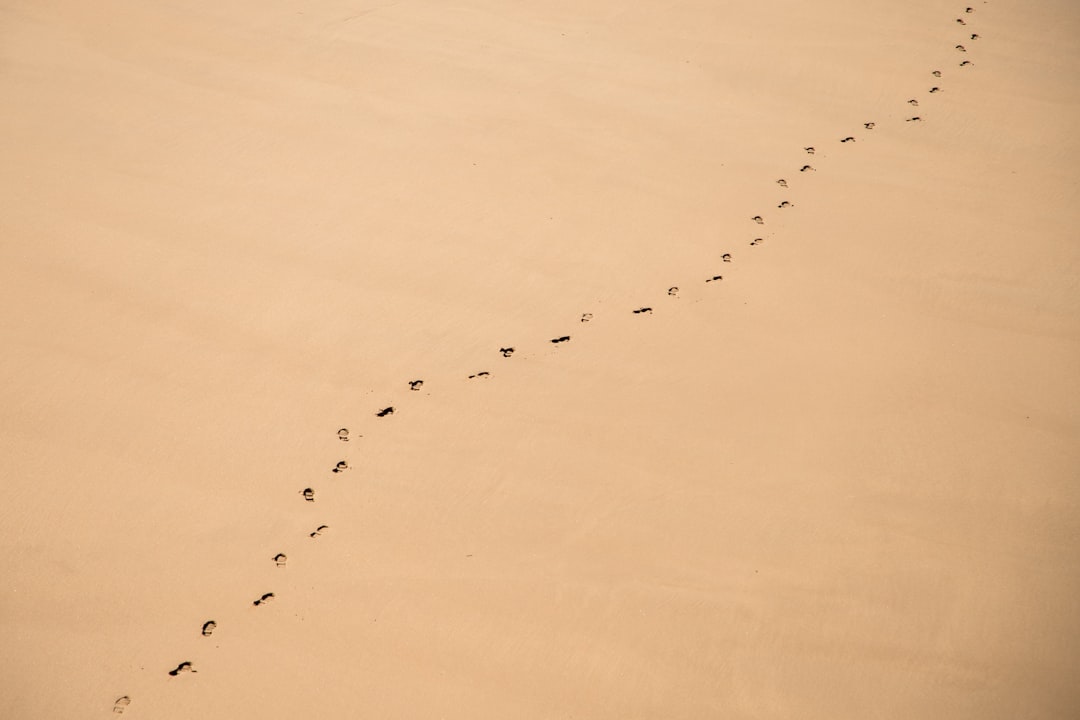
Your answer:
706;275;723;283
376;407;394;417
337;428;349;442
332;461;348;473
201;620;216;637
551;336;571;344
253;593;275;607
168;662;196;677
468;371;491;379
310;525;329;538
408;380;423;391
301;488;315;502
499;347;515;357
632;307;653;314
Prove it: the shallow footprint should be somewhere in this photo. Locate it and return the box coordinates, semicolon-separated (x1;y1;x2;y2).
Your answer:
301;488;315;502
273;553;288;567
310;525;329;538
632;307;653;314
908;98;920;106
337;428;349;442
929;87;941;93
778;201;793;209
332;461;348;474
840;136;855;143
906;116;923;122
376;406;394;417
113;696;131;714
864;122;875;129
751;215;764;224
776;178;788;188
705;275;723;283
201;620;217;637
168;662;196;677
499;347;515;357
550;336;571;344
932;69;942;77
750;238;764;246
722;253;732;262
253;592;275;607
580;313;593;323
800;165;815;172
667;287;679;297
804;146;815;154
960;60;973;67
468;371;491;379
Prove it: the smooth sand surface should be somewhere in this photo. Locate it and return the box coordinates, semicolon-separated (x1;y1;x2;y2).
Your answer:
2;1;1078;717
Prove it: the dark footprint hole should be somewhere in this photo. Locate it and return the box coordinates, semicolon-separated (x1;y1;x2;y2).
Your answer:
168;662;196;677
800;165;814;172
551;336;571;344
408;380;423;391
499;347;515;357
864;122;875;129
955;44;966;52
750;238;764;246
310;525;329;538
841;136;855;143
960;60;973;67
376;407;394;417
273;553;287;567
929;87;941;93
906;116;923;122
956;17;966;25
971;33;980;40
965;6;974;12
468;371;491;379
632;307;653;314
301;488;315;502
254;592;275;607
332;461;348;473
705;275;723;283
201;620;216;637
722;253;732;262
751;215;764;224
337;428;349;442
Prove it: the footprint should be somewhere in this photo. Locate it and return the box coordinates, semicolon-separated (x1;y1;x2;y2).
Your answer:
253;592;275;607
705;275;723;283
960;60;973;67
667;287;679;296
965;6;974;12
113;696;131;714
841;136;855;143
632;307;653;314
468;371;491;379
956;17;967;25
751;215;764;224
580;313;593;323
750;238;764;246
804;146;815;154
168;662;196;677
929;86;941;93
722;253;732;262
310;525;329;538
408;380;423;391
332;461;348;473
201;620;217;637
778;201;793;209
301;488;315;502
337;428;349;442
932;69;942;77
799;165;815;172
776;178;788;188
864;122;875;129
273;553;288;567
375;407;394;417
499;347;515;357
906;116;923;122
550;336;571;344
908;98;920;106
955;44;967;52
971;33;980;40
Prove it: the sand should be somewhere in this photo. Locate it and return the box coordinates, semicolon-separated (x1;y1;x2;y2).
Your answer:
1;0;1078;717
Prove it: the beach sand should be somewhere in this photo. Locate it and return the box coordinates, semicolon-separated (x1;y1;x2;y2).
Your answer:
1;1;1078;717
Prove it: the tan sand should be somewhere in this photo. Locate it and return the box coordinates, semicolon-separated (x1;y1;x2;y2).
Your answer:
1;0;1078;717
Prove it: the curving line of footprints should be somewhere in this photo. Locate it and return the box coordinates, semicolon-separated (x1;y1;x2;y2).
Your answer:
111;5;986;714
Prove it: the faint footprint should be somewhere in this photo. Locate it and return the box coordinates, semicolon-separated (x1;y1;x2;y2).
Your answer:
168;662;196;677
722;253;732;262
667;287;679;296
301;488;315;502
804;146;815;154
705;275;723;283
751;215;764;224
955;44;967;52
778;201;793;209
310;525;329;538
956;17;967;25
253;593;275;607
932;70;942;77
632;307;653;314
864;122;875;129
337;428;350;442
777;178;788;187
841;136;855;143
273;553;288;567
908;98;920;106
750;238;764;246
906;116;923;122
550;336;571;344
201;620;217;637
960;60;973;67
800;165;815;172
499;347;515;357
468;371;490;379
408;380;423;391
332;461;348;473
580;313;593;322
113;696;131;714
375;407;394;417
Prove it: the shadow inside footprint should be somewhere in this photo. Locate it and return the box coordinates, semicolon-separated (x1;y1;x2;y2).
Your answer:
551;336;571;344
168;662;196;677
580;313;593;322
751;215;764;224
668;287;679;296
408;380;423;391
841;136;855;143
864;122;875;129
929;87;941;93
499;347;515;357
376;407;394;417
301;488;315;502
908;98;920;106
776;178;788;187
337;428;349;442
722;253;732;262
201;620;216;637
705;275;723;283
960;60;973;67
906;116;923;122
113;696;131;714
332;461;348;473
468;371;491;379
751;238;764;246
955;44;966;52
778;201;793;209
800;165;814;172
310;525;329;538
254;593;275;607
632;307;653;314
273;553;287;567
971;33;980;40
804;146;815;154
932;70;942;77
